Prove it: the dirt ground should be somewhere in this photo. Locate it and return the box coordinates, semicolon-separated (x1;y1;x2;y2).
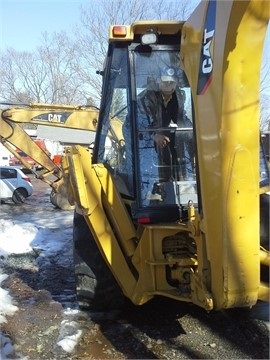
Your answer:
0;174;269;359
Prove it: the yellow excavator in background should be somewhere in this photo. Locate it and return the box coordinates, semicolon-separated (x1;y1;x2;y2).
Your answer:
0;103;124;209
1;0;269;313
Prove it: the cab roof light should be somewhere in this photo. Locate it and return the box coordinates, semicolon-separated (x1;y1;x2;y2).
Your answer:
141;29;158;45
112;25;127;37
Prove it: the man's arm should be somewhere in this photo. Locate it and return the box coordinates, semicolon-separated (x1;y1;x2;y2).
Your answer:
138;90;171;148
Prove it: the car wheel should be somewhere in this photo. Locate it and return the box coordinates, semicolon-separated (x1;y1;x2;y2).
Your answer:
12;188;28;204
73;211;126;311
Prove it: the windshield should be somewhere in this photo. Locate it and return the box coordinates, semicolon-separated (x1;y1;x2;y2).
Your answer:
96;43;197;221
133;47;197;213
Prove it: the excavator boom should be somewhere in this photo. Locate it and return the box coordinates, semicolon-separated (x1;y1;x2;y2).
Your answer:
2;103;99;131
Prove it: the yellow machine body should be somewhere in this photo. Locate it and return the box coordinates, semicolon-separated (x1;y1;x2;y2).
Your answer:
63;0;269;311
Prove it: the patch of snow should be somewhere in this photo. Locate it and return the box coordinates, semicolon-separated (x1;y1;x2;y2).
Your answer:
0;216;82;357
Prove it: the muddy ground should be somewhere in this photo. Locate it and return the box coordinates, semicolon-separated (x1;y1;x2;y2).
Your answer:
0;174;269;359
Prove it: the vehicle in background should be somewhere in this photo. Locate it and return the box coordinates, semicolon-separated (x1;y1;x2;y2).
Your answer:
0;166;33;204
9;149;36;167
9;140;49;169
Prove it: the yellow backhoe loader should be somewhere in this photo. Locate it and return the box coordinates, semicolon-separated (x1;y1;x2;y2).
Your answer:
2;0;269;312
65;0;269;311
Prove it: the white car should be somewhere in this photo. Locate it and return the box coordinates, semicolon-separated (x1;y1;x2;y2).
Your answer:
0;166;33;204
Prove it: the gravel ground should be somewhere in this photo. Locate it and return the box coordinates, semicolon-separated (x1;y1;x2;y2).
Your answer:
0;175;269;359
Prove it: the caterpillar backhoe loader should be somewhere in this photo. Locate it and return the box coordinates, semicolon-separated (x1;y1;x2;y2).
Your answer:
2;0;269;312
0;103;124;209
62;0;269;312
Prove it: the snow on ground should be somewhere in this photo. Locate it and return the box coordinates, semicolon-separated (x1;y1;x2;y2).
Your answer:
0;209;83;359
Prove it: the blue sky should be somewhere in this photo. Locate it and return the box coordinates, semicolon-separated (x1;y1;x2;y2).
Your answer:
1;0;269;56
0;0;90;51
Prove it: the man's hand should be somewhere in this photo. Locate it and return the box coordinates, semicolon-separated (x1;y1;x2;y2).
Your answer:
154;133;170;148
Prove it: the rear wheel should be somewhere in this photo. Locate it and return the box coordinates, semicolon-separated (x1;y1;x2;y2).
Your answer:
12;188;28;204
73;211;125;311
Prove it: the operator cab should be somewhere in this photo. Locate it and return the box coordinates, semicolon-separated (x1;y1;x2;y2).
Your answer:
94;24;198;223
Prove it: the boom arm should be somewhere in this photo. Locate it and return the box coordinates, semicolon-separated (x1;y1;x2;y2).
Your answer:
1;102;124;140
1;103;99;130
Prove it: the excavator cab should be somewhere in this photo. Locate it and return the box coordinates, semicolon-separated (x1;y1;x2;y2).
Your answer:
93;23;197;224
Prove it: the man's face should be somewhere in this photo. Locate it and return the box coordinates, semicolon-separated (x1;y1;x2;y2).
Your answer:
159;80;177;96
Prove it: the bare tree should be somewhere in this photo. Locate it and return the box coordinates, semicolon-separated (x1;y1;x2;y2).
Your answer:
0;49;36;103
0;32;91;105
260;65;270;131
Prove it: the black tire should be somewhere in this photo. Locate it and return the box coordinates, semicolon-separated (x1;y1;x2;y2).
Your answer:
12;188;28;204
73;211;125;311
